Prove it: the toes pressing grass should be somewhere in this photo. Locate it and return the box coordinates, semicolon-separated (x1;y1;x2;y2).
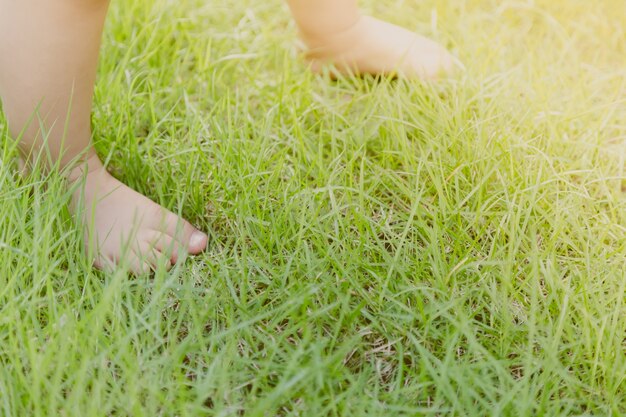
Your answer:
1;0;625;415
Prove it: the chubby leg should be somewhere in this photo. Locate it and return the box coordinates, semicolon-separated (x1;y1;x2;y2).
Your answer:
0;0;208;273
286;0;455;79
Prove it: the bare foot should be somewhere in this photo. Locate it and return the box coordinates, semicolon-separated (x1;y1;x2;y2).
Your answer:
68;155;208;274
302;15;455;79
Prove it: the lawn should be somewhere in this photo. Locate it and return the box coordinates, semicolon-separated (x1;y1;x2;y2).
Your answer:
0;0;625;415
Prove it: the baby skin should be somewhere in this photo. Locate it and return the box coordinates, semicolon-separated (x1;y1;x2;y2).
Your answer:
0;0;453;274
69;155;208;272
288;0;454;78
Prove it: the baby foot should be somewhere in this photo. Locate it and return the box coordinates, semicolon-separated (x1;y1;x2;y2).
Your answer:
302;15;455;79
68;155;208;274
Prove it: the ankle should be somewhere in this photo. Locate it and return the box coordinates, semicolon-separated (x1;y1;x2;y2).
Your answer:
299;13;364;50
66;152;106;184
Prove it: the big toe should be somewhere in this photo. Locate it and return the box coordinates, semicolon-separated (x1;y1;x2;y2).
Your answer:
438;49;456;75
187;230;208;255
162;211;208;255
183;225;209;255
407;51;454;80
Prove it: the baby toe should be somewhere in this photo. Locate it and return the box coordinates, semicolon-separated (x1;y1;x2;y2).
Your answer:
161;211;208;255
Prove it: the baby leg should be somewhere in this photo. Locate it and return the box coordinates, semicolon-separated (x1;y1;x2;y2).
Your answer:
0;0;208;273
286;0;455;79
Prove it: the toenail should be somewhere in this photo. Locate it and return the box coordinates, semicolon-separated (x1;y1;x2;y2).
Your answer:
189;231;207;249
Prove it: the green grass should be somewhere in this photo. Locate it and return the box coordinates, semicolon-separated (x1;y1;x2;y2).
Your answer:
1;0;625;415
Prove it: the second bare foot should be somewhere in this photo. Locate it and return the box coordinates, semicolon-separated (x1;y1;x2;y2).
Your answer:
302;15;455;79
